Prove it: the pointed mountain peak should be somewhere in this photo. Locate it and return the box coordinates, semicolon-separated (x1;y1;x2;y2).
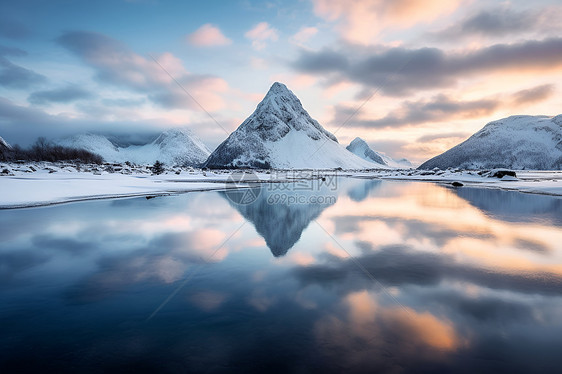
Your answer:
350;137;367;146
346;137;386;166
204;82;378;169
244;82;338;144
261;82;300;106
267;81;292;95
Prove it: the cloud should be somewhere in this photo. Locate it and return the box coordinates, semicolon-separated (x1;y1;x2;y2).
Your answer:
0;97;56;126
372;95;498;127
334;94;500;129
294;243;562;296
332;82;555;131
293;48;348;72
312;0;461;44
245;22;279;50
290;26;318;45
431;6;562;41
511;84;554;106
28;85;94;105
0;249;50;284
416;132;470;143
57;31;228;110
292;38;562;96
0;46;46;89
101;97;146;107
0;96;174;146
187;24;232;47
313;290;462;371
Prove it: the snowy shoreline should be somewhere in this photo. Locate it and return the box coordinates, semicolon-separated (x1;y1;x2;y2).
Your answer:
1;162;561;209
355;169;562;197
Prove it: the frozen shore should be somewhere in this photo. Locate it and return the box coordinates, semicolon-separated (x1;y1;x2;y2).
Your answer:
350;169;562;197
0;162;246;208
1;162;561;208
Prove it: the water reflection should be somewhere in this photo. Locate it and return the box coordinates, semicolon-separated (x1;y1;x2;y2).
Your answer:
222;183;336;257
346;179;381;202
454;186;562;225
0;179;561;373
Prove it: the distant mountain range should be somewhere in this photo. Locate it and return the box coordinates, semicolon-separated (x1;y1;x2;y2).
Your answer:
419;115;562;170
55;129;210;166
204;82;379;169
5;83;559;171
0;83;408;169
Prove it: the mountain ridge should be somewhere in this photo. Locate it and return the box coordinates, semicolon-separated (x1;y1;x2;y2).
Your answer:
56;128;210;166
419;115;562;170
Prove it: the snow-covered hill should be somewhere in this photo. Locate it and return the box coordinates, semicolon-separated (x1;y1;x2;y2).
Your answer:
204;82;378;169
346;137;411;168
346;137;386;165
56;129;210;166
419;115;562;170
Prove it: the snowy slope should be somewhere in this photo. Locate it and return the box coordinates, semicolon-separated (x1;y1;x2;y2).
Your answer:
204;82;378;169
419;115;562;170
57;134;119;159
346;137;412;168
378;155;412;169
0;135;11;150
56;129;211;166
346;137;386;165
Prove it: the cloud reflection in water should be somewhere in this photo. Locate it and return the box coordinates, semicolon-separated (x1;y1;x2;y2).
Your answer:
0;179;561;372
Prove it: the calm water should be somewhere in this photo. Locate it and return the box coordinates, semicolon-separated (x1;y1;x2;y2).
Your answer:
1;179;561;373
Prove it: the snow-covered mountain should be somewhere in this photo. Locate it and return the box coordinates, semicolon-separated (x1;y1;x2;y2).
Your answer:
0;136;11;151
419;115;562;170
56;129;211;166
204;82;377;169
346;137;411;168
346;137;386;165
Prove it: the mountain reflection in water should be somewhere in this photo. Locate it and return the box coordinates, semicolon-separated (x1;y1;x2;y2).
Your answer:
221;182;337;256
0;179;561;373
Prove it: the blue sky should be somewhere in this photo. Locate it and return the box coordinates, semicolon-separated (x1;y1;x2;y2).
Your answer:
1;0;561;162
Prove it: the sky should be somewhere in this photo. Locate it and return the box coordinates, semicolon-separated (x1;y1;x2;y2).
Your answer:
1;0;561;164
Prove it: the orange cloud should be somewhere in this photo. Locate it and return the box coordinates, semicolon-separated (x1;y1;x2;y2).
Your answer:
314;290;463;370
57;31;230;111
190;291;228;311
187;24;232;47
290;26;319;45
245;22;279;50
345;291;461;351
312;0;461;43
269;73;317;90
322;182;562;279
280;251;316;266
